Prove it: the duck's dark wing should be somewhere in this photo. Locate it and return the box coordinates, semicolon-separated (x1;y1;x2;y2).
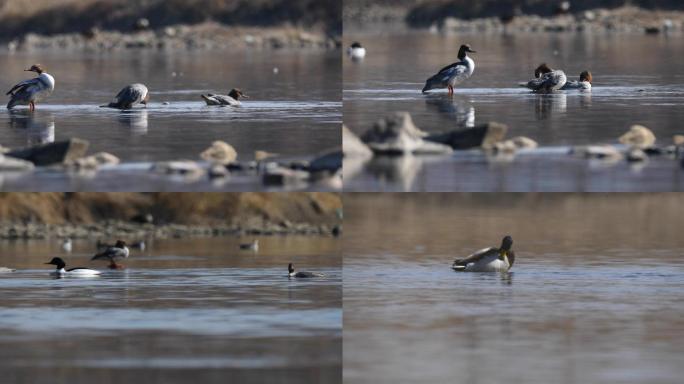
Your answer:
453;247;497;267
295;271;325;278
67;267;90;272
92;246;126;261
6;78;39;95
437;60;466;75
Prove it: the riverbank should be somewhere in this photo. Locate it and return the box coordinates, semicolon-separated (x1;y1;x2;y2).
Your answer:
4;23;339;52
344;5;684;34
0;192;342;238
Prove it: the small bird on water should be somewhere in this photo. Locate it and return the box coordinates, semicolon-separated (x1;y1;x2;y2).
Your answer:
452;236;516;272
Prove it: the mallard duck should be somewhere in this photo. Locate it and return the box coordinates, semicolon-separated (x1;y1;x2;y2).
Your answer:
422;44;476;95
201;88;248;106
452;236;515;272
6;64;55;111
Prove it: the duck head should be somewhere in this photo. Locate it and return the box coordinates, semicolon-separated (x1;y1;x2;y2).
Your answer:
25;64;45;74
228;88;249;100
534;63;553;78
457;44;476;60
498;235;513;259
580;70;592;83
288;263;295;274
350;42;363;49
115;240;127;248
45;257;66;269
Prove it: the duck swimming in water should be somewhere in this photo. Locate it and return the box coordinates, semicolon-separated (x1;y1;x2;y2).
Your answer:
524;63;567;92
347;42;366;60
102;83;149;109
452;236;516;272
92;240;129;269
6;64;55;111
45;257;101;276
422;44;476;95
239;239;259;252
288;263;325;278
560;70;592;91
201;88;248;106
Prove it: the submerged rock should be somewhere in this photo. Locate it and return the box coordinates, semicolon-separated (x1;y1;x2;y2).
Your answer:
309;148;342;174
626;148;648;162
66;152;120;170
570;145;623;161
361;112;452;155
6;138;89;166
262;165;310;187
618;125;656;149
200;141;237;164
151;160;205;178
343;125;372;158
208;164;229;179
0;154;34;171
426;122;508;150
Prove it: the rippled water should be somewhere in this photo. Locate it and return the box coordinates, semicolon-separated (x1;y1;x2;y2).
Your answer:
0;237;341;383
343;194;684;384
343;32;684;191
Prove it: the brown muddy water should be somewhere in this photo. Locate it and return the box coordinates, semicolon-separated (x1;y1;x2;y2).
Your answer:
0;236;341;384
343;32;684;191
343;194;684;384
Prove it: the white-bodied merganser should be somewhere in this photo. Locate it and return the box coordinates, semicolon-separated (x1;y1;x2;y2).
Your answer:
0;267;16;273
288;263;325;278
62;238;72;253
560;70;592;91
422;44;476;95
239;239;259;251
452;236;516;272
524;63;567;92
91;240;129;269
45;257;101;276
102;84;149;109
130;240;145;250
201;88;248;106
6;64;55;111
347;42;366;61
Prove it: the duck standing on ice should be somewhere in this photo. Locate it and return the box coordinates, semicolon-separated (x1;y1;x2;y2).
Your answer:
102;83;149;109
524;63;567;92
201;88;248;106
91;240;129;269
422;44;476;95
6;64;55;111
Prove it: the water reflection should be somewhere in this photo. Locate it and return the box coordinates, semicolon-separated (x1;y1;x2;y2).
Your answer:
533;92;567;120
424;95;475;128
366;156;423;190
117;109;149;135
7;110;55;145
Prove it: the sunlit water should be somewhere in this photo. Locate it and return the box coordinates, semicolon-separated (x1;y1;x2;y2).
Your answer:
0;50;341;191
343;194;684;384
343;32;684;191
0;237;341;384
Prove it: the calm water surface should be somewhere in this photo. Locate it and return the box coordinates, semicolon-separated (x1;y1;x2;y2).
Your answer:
344;32;684;191
0;50;340;191
0;236;341;384
343;194;684;384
